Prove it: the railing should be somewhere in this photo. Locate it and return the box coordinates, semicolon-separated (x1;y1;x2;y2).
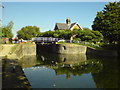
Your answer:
65;40;100;47
65;40;89;44
32;37;62;42
32;37;100;47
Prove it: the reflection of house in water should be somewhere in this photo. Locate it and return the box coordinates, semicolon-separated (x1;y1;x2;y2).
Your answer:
19;53;103;80
53;60;103;79
55;69;73;79
56;71;71;79
36;53;103;79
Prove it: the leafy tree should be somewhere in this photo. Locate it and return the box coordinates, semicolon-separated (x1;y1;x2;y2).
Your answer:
79;30;93;42
53;30;60;38
37;32;43;37
91;31;103;43
0;27;2;36
59;29;72;39
40;28;103;43
17;26;40;40
41;30;73;39
92;2;120;43
83;28;91;31
76;28;103;43
42;30;54;37
2;21;14;38
53;29;77;40
70;29;82;40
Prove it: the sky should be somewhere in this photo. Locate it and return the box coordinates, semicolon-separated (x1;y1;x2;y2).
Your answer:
1;0;120;2
1;2;111;37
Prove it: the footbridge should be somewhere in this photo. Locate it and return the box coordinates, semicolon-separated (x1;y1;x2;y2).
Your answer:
32;37;62;44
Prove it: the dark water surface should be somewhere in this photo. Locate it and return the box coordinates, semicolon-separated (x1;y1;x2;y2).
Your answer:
19;53;119;88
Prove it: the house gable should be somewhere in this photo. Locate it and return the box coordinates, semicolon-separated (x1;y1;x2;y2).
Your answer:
54;18;83;31
70;23;83;30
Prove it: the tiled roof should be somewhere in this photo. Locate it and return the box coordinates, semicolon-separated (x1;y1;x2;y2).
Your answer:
70;23;76;29
55;23;69;30
55;23;78;30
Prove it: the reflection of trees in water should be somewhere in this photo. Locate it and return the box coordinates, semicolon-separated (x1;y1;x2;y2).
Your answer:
89;55;119;88
19;52;119;88
37;53;119;88
36;53;103;79
54;60;103;79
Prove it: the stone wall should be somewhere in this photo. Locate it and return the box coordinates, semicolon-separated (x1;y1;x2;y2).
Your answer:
1;43;118;60
15;44;23;59
37;44;87;54
15;44;36;59
1;44;36;59
86;47;118;57
37;44;118;57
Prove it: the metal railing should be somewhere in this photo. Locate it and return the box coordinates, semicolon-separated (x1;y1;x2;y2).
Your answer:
32;37;62;42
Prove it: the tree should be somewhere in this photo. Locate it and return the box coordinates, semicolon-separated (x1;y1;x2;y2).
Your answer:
17;26;40;40
40;28;103;43
59;29;72;39
42;30;54;37
70;29;82;40
91;30;103;43
76;28;103;43
2;21;14;38
92;2;120;43
53;29;76;40
78;30;93;42
41;30;73;39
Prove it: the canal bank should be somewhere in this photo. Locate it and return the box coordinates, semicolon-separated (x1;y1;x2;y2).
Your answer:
1;43;119;59
86;47;118;57
36;43;87;54
37;43;118;57
1;43;119;88
2;59;32;89
1;44;35;89
1;44;36;59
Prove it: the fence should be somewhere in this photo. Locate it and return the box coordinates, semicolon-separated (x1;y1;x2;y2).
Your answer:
32;37;62;42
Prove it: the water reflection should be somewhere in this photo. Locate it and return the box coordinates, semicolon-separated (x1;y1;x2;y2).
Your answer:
19;53;119;88
87;55;119;88
36;53;87;65
18;55;37;68
36;53;103;80
20;53;119;88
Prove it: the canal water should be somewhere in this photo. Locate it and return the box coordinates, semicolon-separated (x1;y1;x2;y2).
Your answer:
19;53;119;88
